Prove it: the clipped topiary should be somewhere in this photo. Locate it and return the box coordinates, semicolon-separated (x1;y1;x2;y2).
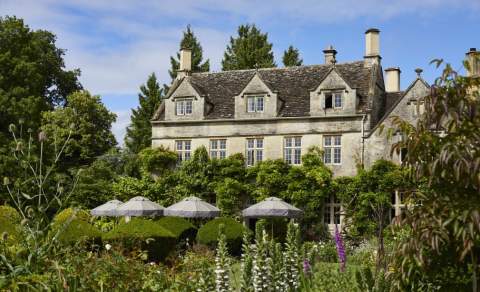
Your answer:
52;207;91;226
196;217;249;255
51;207;100;245
157;217;197;242
104;218;176;261
0;205;22;244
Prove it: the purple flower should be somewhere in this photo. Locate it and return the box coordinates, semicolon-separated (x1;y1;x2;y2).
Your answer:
303;258;311;275
334;225;346;272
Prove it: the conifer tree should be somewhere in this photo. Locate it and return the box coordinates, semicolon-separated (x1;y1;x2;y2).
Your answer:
167;25;210;83
222;24;276;71
125;73;163;153
282;45;303;67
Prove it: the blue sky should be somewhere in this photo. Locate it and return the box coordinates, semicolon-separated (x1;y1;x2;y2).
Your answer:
1;0;479;145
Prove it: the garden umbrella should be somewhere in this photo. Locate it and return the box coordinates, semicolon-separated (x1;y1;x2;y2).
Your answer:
242;197;303;218
90;199;123;217
164;196;220;218
115;196;164;217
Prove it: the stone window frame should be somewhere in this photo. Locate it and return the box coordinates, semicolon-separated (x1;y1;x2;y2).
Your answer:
175;140;191;162
323;91;344;110
284;136;302;165
323;135;342;165
210;139;227;159
390;190;406;221
324;194;342;225
246;95;265;113
175;98;193;116
246;137;264;166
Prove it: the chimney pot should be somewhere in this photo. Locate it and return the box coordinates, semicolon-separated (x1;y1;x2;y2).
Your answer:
323;45;337;65
178;47;192;79
466;47;480;77
364;28;381;67
385;67;401;92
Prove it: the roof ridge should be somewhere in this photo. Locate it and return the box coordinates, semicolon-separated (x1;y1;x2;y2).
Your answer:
191;60;365;76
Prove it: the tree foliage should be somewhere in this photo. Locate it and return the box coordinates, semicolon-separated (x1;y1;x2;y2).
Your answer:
222;24;276;71
41;90;117;168
282;45;303;67
0;16;81;187
125;73;163;153
168;25;210;82
389;60;480;291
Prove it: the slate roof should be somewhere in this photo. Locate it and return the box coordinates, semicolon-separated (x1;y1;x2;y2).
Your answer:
385;91;404;112
153;61;375;121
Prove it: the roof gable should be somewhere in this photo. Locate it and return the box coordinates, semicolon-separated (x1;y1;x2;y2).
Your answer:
153;61;375;120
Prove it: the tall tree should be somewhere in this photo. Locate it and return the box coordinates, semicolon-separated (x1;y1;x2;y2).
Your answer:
167;25;210;83
41;90;117;168
282;45;303;67
0;16;82;136
221;24;276;71
0;16;82;194
125;73;163;153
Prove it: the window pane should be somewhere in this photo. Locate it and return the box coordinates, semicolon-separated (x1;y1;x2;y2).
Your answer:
210;151;217;159
256;139;263;149
184;141;191;150
324;206;331;224
285;137;292;147
220;151;226;159
324;148;332;164
211;140;218;150
220;140;226;149
285;148;292;164
256;149;263;162
325;93;333;109
294;137;301;147
334;206;341;224
176;141;183;150
176;101;184;115
294;149;301;164
334;93;342;108
185;100;192;114
247;150;254;166
334;148;341;164
334;136;341;146
184;151;191;161
256;96;264;112
247;97;255;112
247;139;254;149
324;136;331;146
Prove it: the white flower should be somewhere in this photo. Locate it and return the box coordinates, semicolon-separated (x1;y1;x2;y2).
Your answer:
105;243;112;251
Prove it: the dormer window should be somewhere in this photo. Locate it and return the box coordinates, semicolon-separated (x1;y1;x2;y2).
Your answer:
246;95;264;113
176;98;193;115
324;92;343;109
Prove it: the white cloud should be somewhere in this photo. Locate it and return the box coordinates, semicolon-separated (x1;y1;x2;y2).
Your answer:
111;110;131;147
1;0;478;144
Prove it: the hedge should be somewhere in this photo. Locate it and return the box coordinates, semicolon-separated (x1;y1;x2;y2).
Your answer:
51;208;100;245
196;217;249;255
157;217;197;242
0;205;22;244
103;218;176;261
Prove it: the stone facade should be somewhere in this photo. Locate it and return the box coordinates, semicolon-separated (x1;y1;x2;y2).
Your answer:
152;29;430;178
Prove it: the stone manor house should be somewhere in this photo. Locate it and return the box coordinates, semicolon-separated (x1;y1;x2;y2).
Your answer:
151;28;479;229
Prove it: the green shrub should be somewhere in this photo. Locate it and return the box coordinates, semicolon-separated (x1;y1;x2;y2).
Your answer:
50;207;100;245
0;205;22;244
52;207;91;226
54;220;102;245
104;218;176;261
196;217;248;255
157;217;196;242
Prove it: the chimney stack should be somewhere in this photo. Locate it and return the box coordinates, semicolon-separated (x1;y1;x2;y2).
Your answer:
364;28;381;67
323;45;337;65
177;47;192;79
385;67;401;92
466;48;480;77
